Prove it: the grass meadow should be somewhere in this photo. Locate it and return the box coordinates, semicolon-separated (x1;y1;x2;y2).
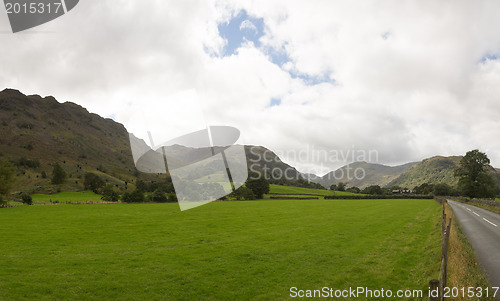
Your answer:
0;199;441;300
268;184;362;197
31;191;103;204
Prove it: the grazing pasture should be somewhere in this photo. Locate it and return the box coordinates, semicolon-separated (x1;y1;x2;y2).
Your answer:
0;199;440;300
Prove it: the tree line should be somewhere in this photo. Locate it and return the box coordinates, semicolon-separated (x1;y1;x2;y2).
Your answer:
1;149;498;206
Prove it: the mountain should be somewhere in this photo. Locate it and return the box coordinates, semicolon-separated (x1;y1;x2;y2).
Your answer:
0;89;318;194
386;156;462;189
0;89;137;193
387;155;500;189
315;161;417;189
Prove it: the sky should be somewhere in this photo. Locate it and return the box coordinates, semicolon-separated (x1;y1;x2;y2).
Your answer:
1;0;500;176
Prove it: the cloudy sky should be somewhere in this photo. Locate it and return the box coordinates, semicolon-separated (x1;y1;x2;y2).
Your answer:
2;0;500;175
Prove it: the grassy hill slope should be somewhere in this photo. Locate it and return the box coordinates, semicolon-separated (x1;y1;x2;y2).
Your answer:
269;184;359;196
387;156;462;188
316;161;416;189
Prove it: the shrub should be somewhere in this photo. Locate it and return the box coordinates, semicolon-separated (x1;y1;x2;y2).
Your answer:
51;163;66;185
122;189;145;203
84;173;105;193
101;184;119;202
21;193;33;205
149;189;168;203
245;175;270;199
17;157;40;168
231;186;255;200
167;192;178;203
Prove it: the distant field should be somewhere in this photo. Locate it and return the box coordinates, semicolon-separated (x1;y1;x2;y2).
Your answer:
0;199;441;300
31;191;103;203
269;184;361;196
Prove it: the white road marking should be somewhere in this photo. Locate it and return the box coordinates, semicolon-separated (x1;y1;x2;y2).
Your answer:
473;212;480;217
466;208;471;211
483;218;498;227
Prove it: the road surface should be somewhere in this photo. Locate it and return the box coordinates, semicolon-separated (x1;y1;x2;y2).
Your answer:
447;200;500;297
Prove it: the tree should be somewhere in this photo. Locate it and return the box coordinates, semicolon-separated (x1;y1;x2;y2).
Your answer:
454;150;497;198
346;186;361;194
149;189;168;203
422;187;430;195
122;189;145;203
433;183;454;196
337;182;346;191
21;193;32;205
231;186;255;200
167;192;178;203
136;180;147;192
84;172;105;193
245;174;270;199
362;185;383;195
0;158;15;195
330;184;337;191
101;184;119;202
51;163;66;185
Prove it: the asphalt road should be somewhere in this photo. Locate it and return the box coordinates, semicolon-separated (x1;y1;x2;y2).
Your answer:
447;200;500;296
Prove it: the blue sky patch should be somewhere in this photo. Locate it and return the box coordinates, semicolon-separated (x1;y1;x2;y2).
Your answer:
481;54;499;62
270;98;282;107
290;71;336;86
218;10;264;56
217;10;334;87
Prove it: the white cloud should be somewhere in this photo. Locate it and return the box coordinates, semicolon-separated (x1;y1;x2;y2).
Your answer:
2;0;500;175
239;19;257;32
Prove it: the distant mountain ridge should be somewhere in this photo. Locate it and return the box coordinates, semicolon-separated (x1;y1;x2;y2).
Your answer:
314;161;417;189
314;155;500;190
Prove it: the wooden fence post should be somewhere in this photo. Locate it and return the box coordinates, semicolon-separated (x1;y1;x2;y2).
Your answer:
429;279;440;301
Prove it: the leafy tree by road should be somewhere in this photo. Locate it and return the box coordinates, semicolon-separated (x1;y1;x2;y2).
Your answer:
454;149;497;198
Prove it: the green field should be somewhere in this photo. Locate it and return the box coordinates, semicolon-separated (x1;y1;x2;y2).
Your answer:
0;199;441;300
269;184;361;196
31;191;103;203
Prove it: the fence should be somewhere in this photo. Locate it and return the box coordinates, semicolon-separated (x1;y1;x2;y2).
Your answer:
429;200;452;301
